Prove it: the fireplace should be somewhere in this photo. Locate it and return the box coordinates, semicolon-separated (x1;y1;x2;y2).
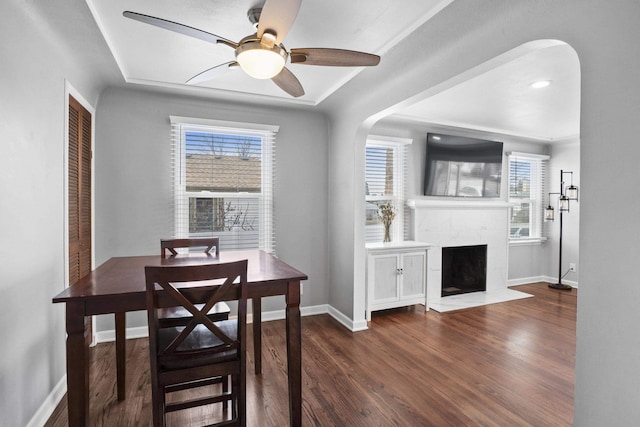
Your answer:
441;244;487;297
407;200;533;312
408;199;515;311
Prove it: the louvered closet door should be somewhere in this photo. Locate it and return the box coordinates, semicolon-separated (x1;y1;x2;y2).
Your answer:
68;96;92;285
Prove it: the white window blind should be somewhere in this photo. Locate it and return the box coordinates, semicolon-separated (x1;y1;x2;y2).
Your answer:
365;137;410;243
170;117;278;253
508;152;549;240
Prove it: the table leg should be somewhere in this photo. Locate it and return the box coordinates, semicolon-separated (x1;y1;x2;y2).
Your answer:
252;298;262;374
66;302;89;427
285;280;302;427
115;312;126;400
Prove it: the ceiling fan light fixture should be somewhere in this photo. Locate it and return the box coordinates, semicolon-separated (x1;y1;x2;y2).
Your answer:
236;40;287;79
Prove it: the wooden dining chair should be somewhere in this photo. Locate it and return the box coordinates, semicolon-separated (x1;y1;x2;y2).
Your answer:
161;237;220;257
159;237;230;326
145;260;248;427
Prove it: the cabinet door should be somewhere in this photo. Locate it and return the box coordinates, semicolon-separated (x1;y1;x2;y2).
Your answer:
400;251;426;299
371;254;400;303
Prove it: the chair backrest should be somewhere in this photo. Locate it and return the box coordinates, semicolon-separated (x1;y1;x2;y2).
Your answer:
161;237;220;256
145;260;248;365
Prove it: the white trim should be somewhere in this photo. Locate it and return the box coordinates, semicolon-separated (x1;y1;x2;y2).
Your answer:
365;139;408;243
94;304;334;344
170;115;279;133
26;375;67;427
367;135;413;146
171;120;277;252
407;199;513;209
508;276;578;288
95;325;150;343
507;153;548;241
508;276;548;286
507;151;551;160
328;306;369;332
509;237;547;246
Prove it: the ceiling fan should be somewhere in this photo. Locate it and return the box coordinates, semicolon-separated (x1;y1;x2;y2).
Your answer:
123;0;380;98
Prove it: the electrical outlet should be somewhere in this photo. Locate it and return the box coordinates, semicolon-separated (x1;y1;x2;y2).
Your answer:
569;263;576;272
300;283;304;295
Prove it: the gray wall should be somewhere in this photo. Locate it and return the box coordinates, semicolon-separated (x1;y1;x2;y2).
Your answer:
545;141;580;284
4;0;639;425
372;119;557;284
507;141;580;284
94;87;330;331
0;1;119;425
321;0;640;424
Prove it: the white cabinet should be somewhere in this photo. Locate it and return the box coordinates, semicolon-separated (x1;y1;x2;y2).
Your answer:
366;241;432;321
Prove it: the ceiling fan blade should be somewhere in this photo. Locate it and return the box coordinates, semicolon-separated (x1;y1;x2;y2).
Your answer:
123;11;237;49
186;61;237;85
272;67;304;97
290;48;380;66
257;0;301;44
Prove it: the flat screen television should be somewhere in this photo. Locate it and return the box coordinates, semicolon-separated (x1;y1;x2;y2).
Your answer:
424;133;503;197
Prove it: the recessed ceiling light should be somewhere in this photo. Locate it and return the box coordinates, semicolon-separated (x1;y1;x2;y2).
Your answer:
530;80;552;89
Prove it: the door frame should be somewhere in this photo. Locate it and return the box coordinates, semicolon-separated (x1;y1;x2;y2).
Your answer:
64;80;96;345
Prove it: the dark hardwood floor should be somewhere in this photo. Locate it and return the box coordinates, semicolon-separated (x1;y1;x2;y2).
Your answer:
45;283;575;426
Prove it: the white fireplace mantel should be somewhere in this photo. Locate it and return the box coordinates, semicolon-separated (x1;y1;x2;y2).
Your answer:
407;199;513;210
408;197;516;311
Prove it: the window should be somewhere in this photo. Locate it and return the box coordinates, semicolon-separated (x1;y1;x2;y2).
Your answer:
365;137;410;243
508;152;549;241
170;116;278;252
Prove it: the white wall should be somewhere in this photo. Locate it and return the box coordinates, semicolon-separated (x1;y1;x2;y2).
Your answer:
321;0;640;424
94;87;330;331
0;1;118;425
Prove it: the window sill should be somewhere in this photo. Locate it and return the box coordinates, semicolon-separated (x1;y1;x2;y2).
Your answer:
509;237;547;246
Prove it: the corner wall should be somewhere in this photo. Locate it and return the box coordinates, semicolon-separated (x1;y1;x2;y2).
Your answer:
321;1;640;424
545;141;581;285
0;1;114;425
94;87;330;331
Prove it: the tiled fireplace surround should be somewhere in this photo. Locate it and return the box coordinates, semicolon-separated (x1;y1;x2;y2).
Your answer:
408;199;532;311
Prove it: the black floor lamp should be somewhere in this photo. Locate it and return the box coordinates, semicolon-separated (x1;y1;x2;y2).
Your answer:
545;169;578;290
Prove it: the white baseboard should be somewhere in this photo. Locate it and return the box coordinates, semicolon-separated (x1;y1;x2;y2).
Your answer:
508;276;578;288
94;304;332;344
95;325;149;343
327;306;368;332
27;375;67;427
508;276;547;286
91;303;384;344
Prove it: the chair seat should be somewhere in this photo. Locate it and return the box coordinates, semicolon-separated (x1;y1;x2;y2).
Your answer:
145;260;247;426
158;302;231;327
158;321;238;370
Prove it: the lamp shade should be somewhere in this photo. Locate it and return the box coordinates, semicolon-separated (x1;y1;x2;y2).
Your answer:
545;205;555;221
559;195;570;212
566;185;579;201
236;41;286;79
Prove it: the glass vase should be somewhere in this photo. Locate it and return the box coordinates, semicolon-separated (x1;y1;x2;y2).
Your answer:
383;223;391;242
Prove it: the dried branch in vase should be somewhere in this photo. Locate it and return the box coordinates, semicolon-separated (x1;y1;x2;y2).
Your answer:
378;202;396;226
378;203;396;242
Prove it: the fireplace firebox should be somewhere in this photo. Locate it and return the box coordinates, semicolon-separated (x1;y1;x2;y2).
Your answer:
441;244;487;297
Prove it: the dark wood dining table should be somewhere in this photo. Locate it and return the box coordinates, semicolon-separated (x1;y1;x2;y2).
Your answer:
52;249;307;427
